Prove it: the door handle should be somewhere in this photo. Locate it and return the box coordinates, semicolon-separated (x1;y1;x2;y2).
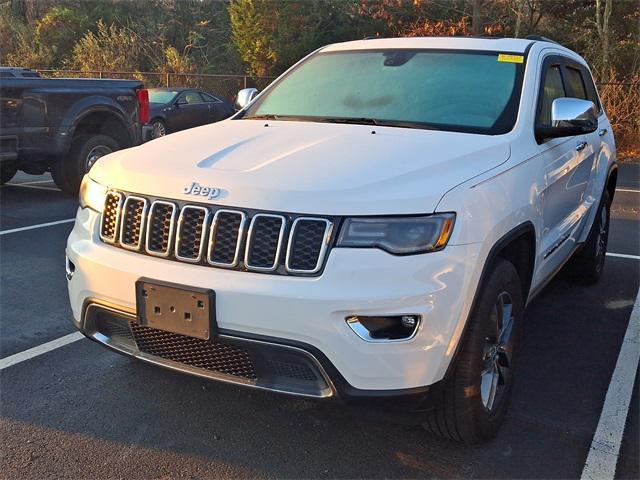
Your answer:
576;141;588;152
598;128;608;136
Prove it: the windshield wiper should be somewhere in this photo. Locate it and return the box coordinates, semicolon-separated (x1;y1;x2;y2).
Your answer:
242;114;282;120
316;117;381;126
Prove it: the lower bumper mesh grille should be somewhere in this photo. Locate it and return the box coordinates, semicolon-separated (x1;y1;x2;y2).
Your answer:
129;323;257;379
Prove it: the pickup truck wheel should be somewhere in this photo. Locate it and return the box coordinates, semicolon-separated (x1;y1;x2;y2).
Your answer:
422;258;523;443
568;191;611;285
150;119;167;139
0;161;18;185
60;134;119;195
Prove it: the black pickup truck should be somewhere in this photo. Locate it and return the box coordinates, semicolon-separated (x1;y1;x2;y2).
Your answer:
0;76;152;193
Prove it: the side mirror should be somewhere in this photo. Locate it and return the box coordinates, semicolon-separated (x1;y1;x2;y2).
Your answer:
174;99;187;107
236;88;258;110
536;97;598;140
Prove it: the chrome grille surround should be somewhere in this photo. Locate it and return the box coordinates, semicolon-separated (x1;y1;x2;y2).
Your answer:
99;191;124;244
119;195;148;251
207;209;247;268
244;214;287;272
285;217;333;274
175;205;210;263
145;200;177;257
99;191;336;276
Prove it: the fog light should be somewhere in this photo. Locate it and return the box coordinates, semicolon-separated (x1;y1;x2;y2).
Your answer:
346;314;421;343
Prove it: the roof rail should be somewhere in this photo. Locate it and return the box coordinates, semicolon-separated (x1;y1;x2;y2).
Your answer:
525;35;560;45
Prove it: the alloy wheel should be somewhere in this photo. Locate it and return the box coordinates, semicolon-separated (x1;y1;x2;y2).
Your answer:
480;291;514;412
152;121;166;139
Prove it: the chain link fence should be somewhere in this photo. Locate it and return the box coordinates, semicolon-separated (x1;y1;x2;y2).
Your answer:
35;69;277;102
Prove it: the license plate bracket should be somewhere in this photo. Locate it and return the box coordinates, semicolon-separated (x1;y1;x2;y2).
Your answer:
135;278;216;340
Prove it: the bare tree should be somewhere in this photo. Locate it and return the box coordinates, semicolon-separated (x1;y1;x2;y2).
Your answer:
595;0;613;70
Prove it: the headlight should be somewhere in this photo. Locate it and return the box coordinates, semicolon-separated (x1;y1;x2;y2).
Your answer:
79;175;108;212
336;214;455;255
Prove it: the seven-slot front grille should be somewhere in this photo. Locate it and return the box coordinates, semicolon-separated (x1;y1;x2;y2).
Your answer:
100;191;334;276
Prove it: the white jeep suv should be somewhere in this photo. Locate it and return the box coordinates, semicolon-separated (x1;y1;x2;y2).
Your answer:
67;36;617;443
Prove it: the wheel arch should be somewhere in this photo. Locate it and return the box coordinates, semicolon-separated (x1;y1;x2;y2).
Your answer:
71;108;133;149
443;221;536;379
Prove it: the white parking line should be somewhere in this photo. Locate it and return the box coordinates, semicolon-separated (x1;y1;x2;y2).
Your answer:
0;218;75;236
581;287;640;480
616;188;639;193
3;183;59;191
9;179;55;185
607;252;640;260
0;332;84;370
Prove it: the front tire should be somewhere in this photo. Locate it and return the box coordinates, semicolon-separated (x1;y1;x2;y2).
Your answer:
53;134;119;195
423;258;524;443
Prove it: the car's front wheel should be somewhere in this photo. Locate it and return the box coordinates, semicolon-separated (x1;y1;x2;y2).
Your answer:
423;258;524;443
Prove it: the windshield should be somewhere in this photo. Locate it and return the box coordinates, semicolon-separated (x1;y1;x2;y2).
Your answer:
149;90;179;104
242;49;525;134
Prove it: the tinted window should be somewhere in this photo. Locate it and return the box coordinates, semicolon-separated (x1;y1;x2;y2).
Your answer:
565;67;587;100
580;68;601;113
244;50;525;135
0;72;15;77
182;92;204;104
21;72;40;78
149;90;179;103
537;65;565;127
201;93;221;103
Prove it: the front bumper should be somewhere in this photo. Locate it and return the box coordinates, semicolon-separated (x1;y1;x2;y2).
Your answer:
67;207;483;398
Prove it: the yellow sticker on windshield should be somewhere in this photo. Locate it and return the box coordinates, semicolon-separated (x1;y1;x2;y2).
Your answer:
498;54;524;63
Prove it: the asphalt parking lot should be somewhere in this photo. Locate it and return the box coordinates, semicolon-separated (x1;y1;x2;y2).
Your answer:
1;165;638;479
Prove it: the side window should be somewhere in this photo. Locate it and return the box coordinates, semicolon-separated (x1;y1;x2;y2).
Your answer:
201;93;222;103
580;67;602;113
180;92;204;104
537;65;565;128
565;67;587;100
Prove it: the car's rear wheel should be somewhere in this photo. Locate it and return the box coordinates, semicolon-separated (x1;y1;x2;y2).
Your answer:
0;161;18;185
150;119;167;139
567;190;611;285
53;134;119;195
422;258;523;443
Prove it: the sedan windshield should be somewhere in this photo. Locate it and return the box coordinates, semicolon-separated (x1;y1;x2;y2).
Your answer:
243;50;525;134
149;90;179;104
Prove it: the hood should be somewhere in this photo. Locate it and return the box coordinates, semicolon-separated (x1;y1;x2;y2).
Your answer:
91;119;510;215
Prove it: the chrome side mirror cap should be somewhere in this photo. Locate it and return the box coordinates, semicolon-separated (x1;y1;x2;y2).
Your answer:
236;88;258;110
536;97;598;140
551;97;598;130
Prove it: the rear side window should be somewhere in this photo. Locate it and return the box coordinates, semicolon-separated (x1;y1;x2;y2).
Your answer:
537;65;565;127
0;71;15;77
565;67;587;100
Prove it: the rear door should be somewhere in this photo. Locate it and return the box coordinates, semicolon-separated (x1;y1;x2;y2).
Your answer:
200;92;229;123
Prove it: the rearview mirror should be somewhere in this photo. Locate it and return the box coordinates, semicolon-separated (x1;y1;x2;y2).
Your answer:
236;88;258;110
536;97;598;140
